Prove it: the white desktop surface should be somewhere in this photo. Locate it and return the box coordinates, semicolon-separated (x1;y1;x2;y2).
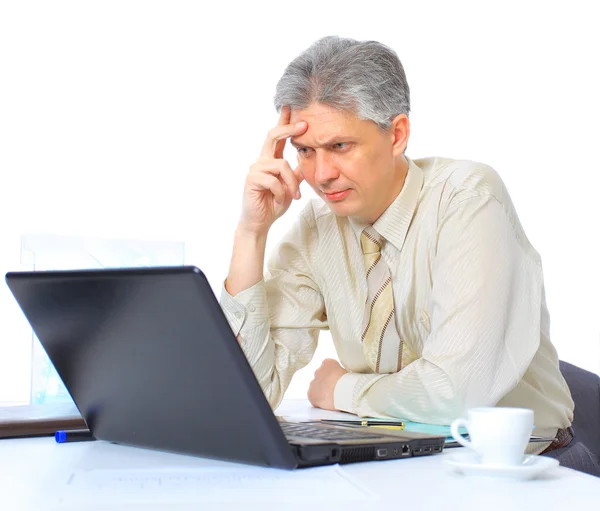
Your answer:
1;399;598;511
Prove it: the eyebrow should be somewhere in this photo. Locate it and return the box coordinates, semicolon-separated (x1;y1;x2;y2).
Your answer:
290;137;354;149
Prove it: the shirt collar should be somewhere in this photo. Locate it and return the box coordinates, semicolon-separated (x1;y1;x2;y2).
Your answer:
349;157;424;252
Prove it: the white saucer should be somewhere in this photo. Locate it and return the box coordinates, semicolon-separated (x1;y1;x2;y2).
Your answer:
444;452;559;480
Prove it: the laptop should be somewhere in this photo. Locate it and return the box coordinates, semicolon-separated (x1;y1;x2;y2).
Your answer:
5;266;445;469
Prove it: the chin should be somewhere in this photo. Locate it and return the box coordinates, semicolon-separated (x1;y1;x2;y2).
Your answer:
325;201;358;218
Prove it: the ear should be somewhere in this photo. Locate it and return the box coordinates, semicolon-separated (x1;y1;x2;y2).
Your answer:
390;114;410;156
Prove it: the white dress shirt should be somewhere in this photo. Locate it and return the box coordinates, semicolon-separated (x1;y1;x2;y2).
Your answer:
220;156;574;446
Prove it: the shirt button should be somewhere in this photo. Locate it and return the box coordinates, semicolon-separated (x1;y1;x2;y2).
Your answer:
235;311;243;319
248;304;256;312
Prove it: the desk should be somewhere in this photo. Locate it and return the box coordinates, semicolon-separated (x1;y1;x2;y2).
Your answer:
1;399;598;510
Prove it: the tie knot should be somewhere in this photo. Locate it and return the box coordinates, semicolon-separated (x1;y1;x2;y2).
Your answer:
360;227;383;255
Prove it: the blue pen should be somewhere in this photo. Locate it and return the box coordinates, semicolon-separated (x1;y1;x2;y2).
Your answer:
55;429;96;443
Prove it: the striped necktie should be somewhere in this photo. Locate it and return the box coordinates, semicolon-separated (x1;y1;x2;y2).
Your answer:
360;226;403;373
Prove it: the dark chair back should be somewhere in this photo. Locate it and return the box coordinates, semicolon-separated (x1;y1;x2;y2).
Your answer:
559;360;600;459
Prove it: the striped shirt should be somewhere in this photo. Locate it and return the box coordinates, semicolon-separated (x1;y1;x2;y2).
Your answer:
220;156;574;447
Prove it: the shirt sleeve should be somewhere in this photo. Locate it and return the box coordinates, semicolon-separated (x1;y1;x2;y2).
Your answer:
334;193;544;424
220;215;327;410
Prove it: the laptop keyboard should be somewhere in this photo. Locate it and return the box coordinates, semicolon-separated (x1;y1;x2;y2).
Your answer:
279;421;383;441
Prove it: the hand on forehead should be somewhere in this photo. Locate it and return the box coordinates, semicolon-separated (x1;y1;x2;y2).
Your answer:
289;104;349;125
288;104;356;146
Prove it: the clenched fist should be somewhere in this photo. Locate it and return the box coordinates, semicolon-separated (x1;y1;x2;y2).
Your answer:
307;359;348;411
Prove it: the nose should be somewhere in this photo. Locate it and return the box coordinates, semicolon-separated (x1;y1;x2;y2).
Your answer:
314;151;340;185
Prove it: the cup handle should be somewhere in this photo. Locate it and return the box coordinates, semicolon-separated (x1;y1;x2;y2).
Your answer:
450;418;472;449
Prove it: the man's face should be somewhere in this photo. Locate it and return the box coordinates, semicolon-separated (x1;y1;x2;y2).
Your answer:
289;102;408;223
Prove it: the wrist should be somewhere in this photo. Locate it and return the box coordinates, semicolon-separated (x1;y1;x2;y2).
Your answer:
226;225;268;297
235;222;270;243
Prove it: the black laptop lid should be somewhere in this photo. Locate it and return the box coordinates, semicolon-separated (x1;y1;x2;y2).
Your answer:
5;266;296;468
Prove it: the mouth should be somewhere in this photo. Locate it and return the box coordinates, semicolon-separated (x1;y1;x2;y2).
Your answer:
323;189;351;202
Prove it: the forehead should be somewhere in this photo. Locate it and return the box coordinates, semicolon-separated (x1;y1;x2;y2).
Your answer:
289;103;365;146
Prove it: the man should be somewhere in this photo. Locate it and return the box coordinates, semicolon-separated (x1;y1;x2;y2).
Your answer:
220;36;597;474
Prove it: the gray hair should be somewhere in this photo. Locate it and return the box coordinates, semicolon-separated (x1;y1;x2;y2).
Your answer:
274;36;410;131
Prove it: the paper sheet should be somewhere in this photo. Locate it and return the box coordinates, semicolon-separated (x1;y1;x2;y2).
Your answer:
53;464;375;507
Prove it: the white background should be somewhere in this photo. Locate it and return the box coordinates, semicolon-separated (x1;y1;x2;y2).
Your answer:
1;0;599;405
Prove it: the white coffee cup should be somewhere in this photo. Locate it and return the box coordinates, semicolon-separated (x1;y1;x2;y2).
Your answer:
450;407;534;466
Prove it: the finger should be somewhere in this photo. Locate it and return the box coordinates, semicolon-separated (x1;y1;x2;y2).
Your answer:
261;121;308;159
257;160;300;200
269;106;292;160
277;106;291;126
251;173;286;205
281;162;301;200
292;166;305;188
273;119;308;159
307;383;316;407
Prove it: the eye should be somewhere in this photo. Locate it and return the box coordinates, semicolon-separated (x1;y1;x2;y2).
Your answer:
297;147;312;157
332;142;349;150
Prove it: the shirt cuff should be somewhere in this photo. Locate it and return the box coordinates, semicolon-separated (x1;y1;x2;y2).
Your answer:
334;372;389;416
219;279;269;336
333;372;364;414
